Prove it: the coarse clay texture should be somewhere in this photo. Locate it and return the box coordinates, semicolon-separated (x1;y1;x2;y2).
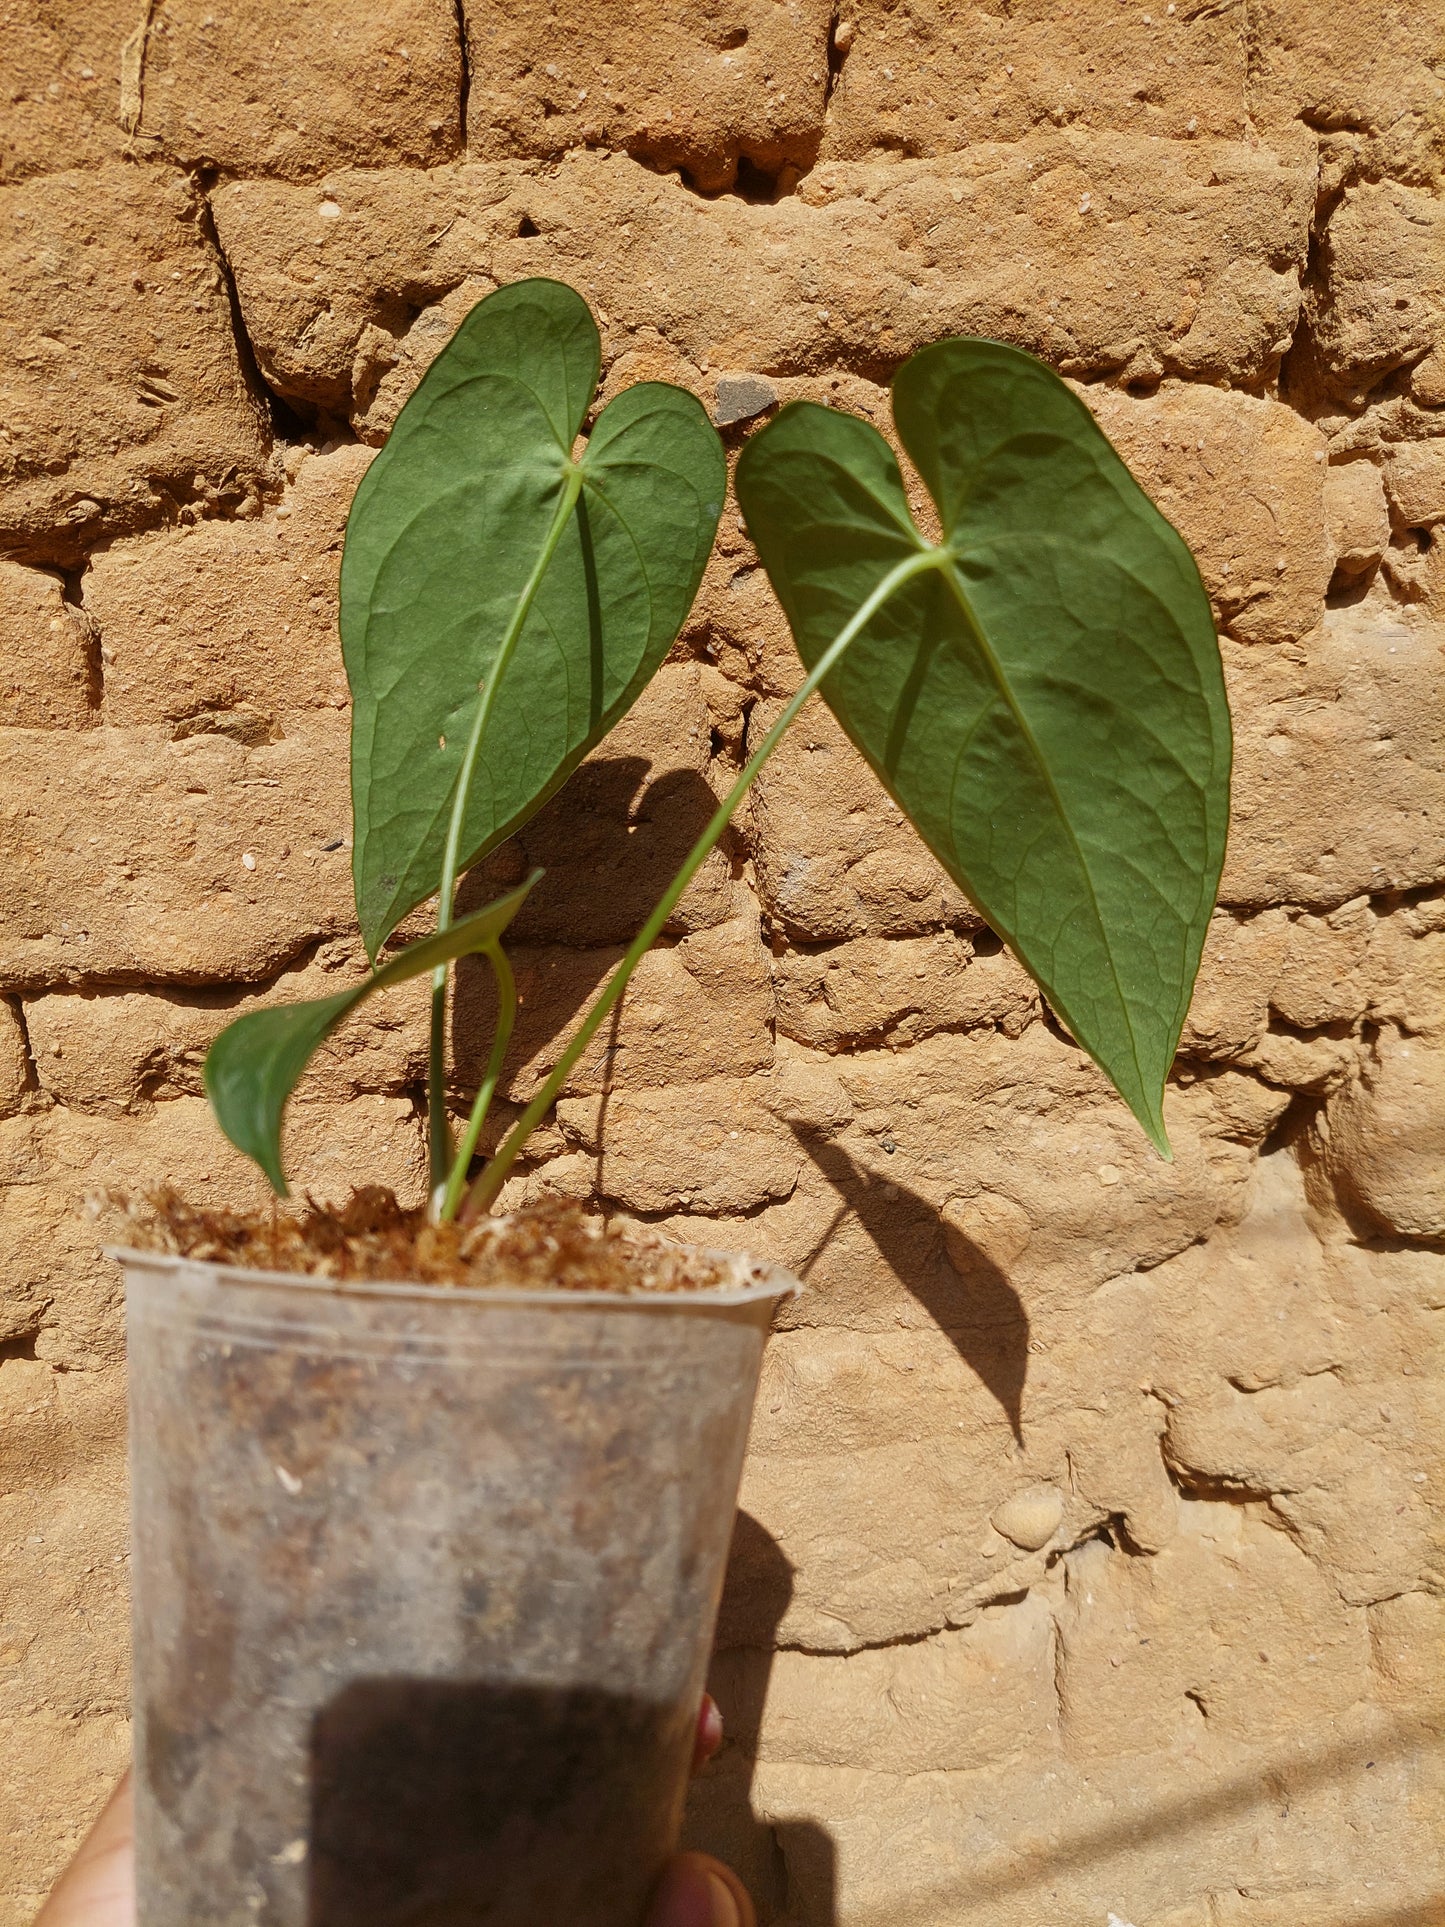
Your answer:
115;1189;750;1295
2;3;1444;1922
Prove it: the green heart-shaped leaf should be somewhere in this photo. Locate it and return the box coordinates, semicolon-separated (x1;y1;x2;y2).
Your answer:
735;338;1231;1151
204;873;540;1194
341;278;725;957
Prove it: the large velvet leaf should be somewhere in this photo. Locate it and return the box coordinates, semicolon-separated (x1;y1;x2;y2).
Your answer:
735;338;1230;1150
341;279;725;956
205;875;539;1194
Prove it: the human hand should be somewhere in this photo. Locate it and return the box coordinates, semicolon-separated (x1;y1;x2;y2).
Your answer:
643;1694;755;1927
34;1699;754;1927
31;1774;133;1927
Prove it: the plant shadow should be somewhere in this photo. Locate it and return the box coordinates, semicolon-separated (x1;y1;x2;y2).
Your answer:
450;756;729;1121
456;756;727;950
684;1512;840;1927
788;1126;1029;1444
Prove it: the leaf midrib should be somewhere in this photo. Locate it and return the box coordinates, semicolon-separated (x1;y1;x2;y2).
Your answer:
356;382;578;938
781;443;1187;1102
933;553;1150;1111
365;459;688;939
770;446;1158;1102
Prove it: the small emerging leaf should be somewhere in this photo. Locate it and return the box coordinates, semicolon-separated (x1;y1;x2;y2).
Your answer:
341;279;725;956
735;338;1231;1150
204;874;540;1194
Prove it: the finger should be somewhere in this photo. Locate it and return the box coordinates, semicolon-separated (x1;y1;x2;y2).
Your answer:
691;1694;724;1772
33;1772;135;1927
646;1851;756;1927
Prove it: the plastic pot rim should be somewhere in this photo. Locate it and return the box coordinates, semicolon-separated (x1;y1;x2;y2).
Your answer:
108;1244;801;1318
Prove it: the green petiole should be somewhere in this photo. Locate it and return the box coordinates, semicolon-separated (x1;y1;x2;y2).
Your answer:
438;938;518;1222
461;544;946;1219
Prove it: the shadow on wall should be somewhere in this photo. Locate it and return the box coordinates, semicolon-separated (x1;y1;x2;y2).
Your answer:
456;757;729;949
789;1126;1029;1444
683;1513;839;1927
450;754;732;1139
681;1136;1027;1922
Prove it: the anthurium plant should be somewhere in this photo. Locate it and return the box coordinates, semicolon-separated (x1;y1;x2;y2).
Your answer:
206;278;1231;1222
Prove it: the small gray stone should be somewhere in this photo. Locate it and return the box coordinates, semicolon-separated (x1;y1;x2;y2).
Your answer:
714;373;779;427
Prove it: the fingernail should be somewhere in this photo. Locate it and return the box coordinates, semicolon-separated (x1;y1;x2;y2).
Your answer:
697;1695;724;1758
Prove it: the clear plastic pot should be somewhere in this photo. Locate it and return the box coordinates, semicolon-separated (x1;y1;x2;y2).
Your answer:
119;1246;796;1927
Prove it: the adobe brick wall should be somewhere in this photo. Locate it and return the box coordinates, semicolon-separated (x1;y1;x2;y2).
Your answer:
2;4;1443;1921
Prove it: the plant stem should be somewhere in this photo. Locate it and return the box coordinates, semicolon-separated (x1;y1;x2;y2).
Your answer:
427;984;451;1197
463;544;944;1219
427;461;586;1199
438;939;517;1221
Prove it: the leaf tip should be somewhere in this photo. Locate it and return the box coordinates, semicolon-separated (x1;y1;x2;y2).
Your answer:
1142;1109;1174;1162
